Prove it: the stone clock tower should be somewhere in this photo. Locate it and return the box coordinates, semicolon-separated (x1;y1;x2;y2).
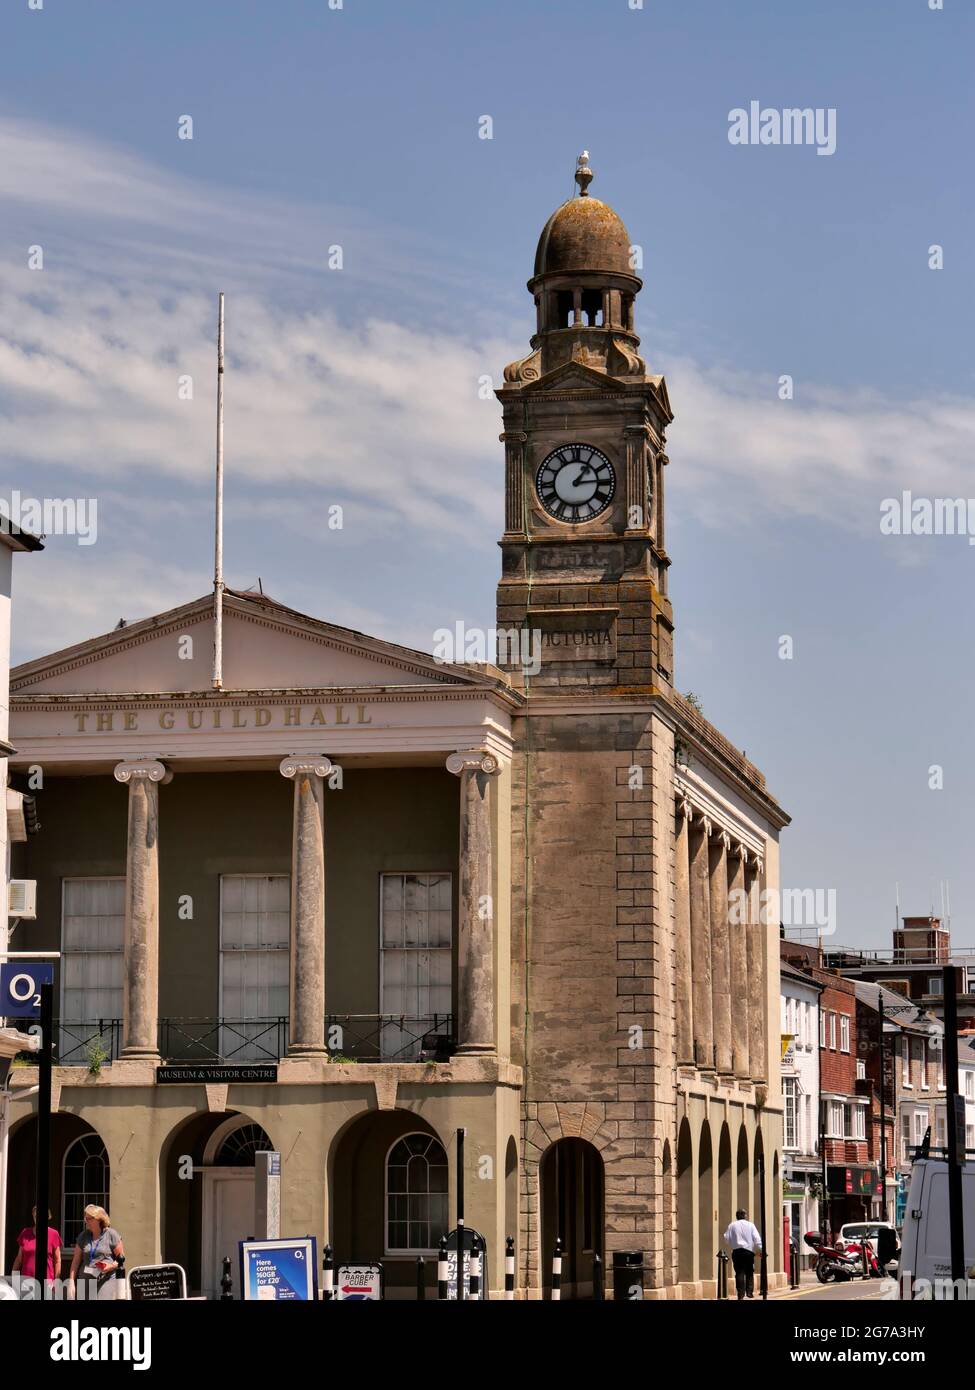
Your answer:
497;151;674;690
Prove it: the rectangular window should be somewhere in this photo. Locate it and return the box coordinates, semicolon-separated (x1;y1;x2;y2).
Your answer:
820;1008;827;1048
843;1103;852;1138
919;1039;929;1089
61;877;125;1062
928;975;941;996
966;1072;975;1103
840;1014;850;1053
829;1100;844;1138
829;1012;837;1050
856;1058;866;1080
967;1125;974;1153
853;1106;866;1141
219;874;290;1061
380;872;452;1060
902;1112;912;1164
935;1111;946;1149
783;1077;798;1149
902;1036;912;1087
913;1110;927;1147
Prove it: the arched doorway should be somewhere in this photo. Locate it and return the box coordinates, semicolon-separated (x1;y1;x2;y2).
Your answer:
736;1128;749;1214
676;1120;693;1283
4;1114;107;1272
697;1120;714;1287
159;1111;273;1298
772;1152;781;1273
539;1138;604;1299
504;1137;518;1274
661;1140;674;1288
331;1110;447;1299
753;1129;766;1263
718;1123;733;1255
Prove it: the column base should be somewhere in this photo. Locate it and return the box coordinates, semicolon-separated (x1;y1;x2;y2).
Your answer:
454;1043;495;1056
120;1047;160;1061
287;1044;328;1058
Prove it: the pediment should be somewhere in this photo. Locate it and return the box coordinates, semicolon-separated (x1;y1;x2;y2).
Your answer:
11;590;498;697
523;361;622;394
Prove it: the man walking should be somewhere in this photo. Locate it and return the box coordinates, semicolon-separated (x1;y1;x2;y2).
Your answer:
723;1208;763;1299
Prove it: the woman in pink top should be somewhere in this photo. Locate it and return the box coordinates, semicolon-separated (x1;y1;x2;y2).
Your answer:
12;1207;62;1283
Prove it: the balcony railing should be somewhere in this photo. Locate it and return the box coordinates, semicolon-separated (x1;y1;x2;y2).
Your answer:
38;1015;455;1067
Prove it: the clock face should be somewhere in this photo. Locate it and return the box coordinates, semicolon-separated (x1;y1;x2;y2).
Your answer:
535;444;616;523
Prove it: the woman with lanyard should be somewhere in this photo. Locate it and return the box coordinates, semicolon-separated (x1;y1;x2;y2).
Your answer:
68;1205;124;1299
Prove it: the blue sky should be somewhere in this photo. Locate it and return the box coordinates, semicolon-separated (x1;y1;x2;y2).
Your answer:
2;0;973;947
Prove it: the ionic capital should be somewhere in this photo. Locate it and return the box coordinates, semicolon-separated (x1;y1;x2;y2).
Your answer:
676;793;693;822
446;749;500;777
279;754;333;780
114;757;168;785
730;841;749;863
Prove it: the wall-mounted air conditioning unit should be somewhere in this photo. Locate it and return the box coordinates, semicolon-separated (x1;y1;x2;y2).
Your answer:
8;880;37;919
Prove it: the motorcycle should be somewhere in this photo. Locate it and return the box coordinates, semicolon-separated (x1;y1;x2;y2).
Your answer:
803;1230;873;1283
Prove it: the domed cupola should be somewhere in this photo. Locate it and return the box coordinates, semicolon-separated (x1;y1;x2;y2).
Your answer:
506;153;646;384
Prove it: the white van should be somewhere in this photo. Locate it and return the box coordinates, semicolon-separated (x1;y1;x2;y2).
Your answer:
899;1156;975;1298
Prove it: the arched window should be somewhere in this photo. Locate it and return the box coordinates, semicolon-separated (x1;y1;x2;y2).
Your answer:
62;1134;109;1243
214;1122;273;1167
386;1134;448;1253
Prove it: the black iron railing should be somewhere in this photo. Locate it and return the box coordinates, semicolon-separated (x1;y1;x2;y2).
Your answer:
39;1015;455;1065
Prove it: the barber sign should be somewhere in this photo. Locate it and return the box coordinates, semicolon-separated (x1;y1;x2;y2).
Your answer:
335;1264;383;1300
0;963;54;1018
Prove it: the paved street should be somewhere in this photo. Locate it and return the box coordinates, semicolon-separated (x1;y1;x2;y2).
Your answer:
770;1275;891;1302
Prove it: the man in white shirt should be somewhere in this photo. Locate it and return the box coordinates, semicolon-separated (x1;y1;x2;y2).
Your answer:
723;1208;763;1300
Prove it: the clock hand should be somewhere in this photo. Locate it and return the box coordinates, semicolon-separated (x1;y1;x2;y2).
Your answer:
572;464;593;486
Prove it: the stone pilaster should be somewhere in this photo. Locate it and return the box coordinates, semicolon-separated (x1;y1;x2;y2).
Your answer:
447;749;500;1053
113;757;167;1059
279;755;331;1057
728;844;750;1081
745;856;767;1084
688;816;714;1071
673;797;694;1066
709;829;733;1076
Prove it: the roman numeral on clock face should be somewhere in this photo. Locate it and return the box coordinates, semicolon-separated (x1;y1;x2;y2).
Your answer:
535;444;616;524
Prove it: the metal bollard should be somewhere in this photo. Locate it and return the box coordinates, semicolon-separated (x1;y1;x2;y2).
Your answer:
416;1255;425;1301
861;1239;869;1280
551;1237;562;1301
790;1239;800;1289
504;1235;515;1300
114;1253;128;1300
469;1236;481;1300
321;1243;334;1301
716;1249;728;1300
593;1251;604;1301
437;1236;448;1300
220;1255;233;1301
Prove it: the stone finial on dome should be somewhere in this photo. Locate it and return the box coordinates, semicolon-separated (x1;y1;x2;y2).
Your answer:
575;150;593;197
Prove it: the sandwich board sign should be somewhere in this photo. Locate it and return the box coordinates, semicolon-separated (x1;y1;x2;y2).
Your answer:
128;1263;187;1301
240;1237;318;1301
445;1228;488;1300
335;1263;383;1300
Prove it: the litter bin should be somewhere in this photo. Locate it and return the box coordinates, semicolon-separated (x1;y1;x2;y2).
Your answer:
612;1250;645;1300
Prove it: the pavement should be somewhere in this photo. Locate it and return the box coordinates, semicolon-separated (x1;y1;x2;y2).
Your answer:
767;1269;892;1302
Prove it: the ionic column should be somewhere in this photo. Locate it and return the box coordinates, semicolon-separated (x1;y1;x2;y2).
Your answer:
113;758;168;1059
674;797;694;1066
745;856;767;1084
728;844;750;1081
279;755;331;1057
447;749;500;1054
688;816;714;1070
709;829;733;1076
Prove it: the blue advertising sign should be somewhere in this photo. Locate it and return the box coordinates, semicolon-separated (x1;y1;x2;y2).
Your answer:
0;963;54;1018
239;1237;317;1301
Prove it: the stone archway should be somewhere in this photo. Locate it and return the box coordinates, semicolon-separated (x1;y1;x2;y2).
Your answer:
718;1123;733;1256
539;1138;604;1299
736;1127;750;1214
661;1139;674;1289
698;1120;714;1288
676;1119;694;1284
4;1113;107;1273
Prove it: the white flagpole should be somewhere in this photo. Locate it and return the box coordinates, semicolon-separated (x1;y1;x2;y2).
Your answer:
212;292;225;690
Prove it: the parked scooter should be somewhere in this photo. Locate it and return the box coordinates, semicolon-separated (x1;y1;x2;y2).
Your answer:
803;1230;869;1283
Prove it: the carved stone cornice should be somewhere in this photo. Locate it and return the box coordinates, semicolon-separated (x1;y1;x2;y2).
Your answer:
279;754;333;779
113;757;168;784
446;749;500;777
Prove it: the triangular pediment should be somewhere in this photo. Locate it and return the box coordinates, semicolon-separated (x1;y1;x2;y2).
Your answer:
523;361;622;394
11;589;502;697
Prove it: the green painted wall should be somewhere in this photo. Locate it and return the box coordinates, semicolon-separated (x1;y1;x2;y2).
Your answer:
21;767;459;1026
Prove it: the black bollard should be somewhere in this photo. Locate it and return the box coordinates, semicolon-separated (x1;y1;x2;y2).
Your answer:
790;1239;800;1289
469;1235;481;1300
716;1249;729;1300
114;1253;127;1301
220;1255;233;1301
551;1237;562;1301
593;1251;604;1301
437;1236;448;1300
322;1243;334;1301
416;1255;425;1301
504;1235;515;1300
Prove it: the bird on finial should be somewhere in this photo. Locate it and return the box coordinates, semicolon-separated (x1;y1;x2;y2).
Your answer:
575;150;593;196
